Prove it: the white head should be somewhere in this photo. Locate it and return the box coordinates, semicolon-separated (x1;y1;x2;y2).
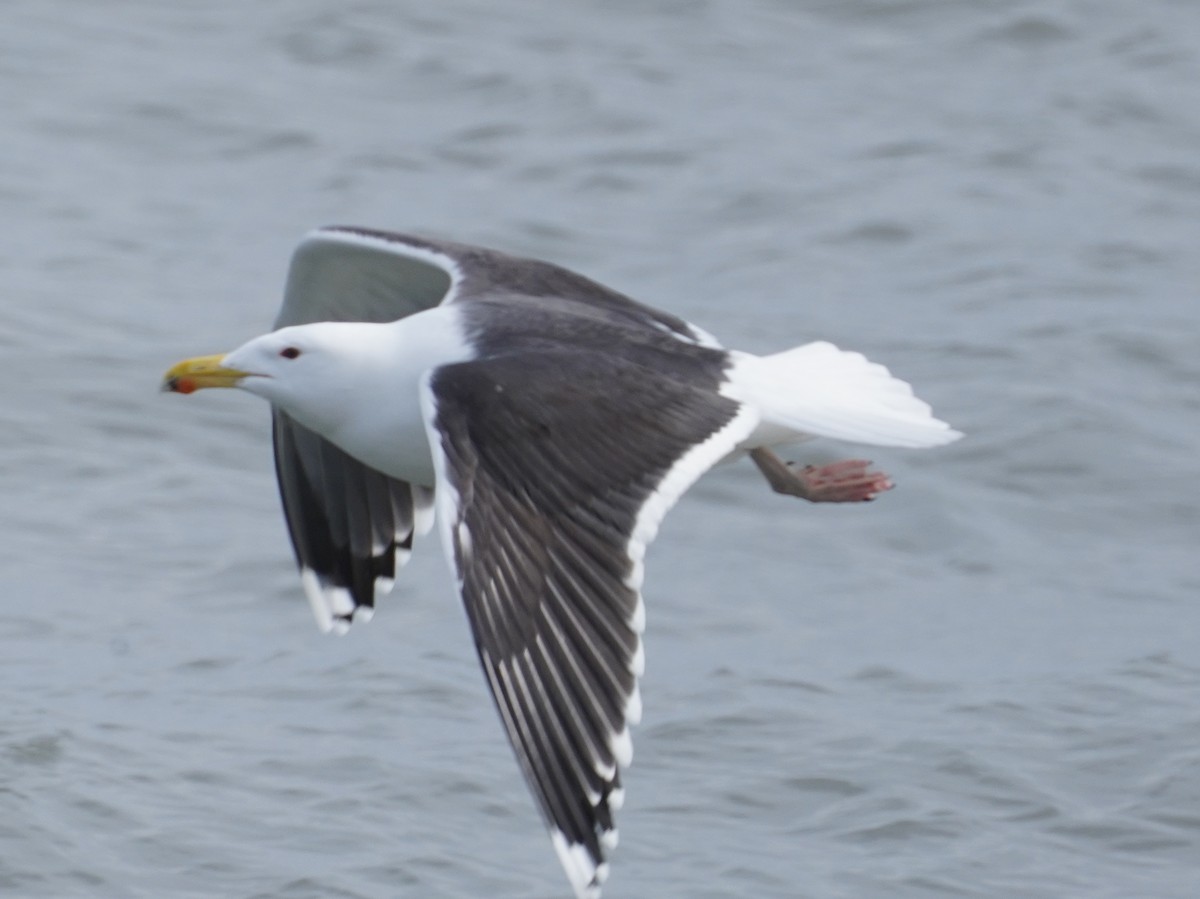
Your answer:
165;306;473;484
163;322;397;438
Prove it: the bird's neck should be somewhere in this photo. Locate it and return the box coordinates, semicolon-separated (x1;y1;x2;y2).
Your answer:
311;309;474;487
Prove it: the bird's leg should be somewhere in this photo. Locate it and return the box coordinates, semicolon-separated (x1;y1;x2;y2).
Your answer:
749;448;894;503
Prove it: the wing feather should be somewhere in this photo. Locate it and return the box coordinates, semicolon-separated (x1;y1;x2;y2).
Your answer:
420;350;758;897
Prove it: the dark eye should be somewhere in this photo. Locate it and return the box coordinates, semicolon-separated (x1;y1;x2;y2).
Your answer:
279;347;301;359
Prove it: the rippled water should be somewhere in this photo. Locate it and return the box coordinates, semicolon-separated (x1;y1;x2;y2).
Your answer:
4;1;1199;897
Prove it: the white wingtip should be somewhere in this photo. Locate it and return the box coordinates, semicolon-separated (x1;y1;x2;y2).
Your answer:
299;567;374;634
625;683;643;725
629;595;646;634
300;568;335;632
550;830;604;899
611;726;633;769
629;639;645;678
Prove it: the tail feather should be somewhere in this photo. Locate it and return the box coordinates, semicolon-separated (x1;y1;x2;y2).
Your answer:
727;341;963;449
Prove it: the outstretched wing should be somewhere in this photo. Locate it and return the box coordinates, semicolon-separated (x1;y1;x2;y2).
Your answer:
420;350;758;898
270;226;718;631
270;229;456;631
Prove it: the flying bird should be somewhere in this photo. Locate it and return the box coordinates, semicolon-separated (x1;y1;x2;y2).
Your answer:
163;226;961;897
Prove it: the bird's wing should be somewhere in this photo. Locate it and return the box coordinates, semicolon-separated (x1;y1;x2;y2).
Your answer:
288;225;720;343
419;349;759;898
270;415;433;631
272;225;717;631
270;228;456;631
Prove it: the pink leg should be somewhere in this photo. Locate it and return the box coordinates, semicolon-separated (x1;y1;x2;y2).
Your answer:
749;449;894;503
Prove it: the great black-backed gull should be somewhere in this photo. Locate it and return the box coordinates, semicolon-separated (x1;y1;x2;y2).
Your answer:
163;226;961;898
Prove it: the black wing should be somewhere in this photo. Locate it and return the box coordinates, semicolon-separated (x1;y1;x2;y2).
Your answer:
270;229;450;630
422;350;756;896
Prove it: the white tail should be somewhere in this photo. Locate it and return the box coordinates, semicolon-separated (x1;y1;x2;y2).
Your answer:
727;341;963;448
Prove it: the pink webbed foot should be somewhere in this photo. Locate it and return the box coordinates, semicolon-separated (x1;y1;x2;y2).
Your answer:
749;448;894;503
789;458;894;503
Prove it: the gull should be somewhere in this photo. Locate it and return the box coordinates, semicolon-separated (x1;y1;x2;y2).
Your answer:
164;226;961;897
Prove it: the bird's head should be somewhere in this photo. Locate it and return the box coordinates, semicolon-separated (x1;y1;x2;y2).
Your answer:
163;322;386;435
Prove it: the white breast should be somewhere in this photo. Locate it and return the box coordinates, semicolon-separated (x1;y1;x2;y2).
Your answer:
320;306;475;487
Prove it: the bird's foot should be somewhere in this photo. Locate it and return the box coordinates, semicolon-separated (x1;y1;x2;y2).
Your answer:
749;449;893;503
788;458;893;503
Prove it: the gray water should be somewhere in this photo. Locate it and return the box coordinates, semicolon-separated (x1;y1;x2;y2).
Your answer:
3;1;1199;896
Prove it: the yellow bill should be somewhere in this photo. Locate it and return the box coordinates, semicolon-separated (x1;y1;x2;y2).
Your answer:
162;354;250;394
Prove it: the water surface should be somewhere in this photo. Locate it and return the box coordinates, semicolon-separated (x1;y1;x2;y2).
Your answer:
3;1;1199;896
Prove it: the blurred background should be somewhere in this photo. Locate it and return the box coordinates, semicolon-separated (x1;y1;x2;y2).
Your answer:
2;1;1198;896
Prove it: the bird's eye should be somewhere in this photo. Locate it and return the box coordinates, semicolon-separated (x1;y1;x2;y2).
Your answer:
279;347;301;359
